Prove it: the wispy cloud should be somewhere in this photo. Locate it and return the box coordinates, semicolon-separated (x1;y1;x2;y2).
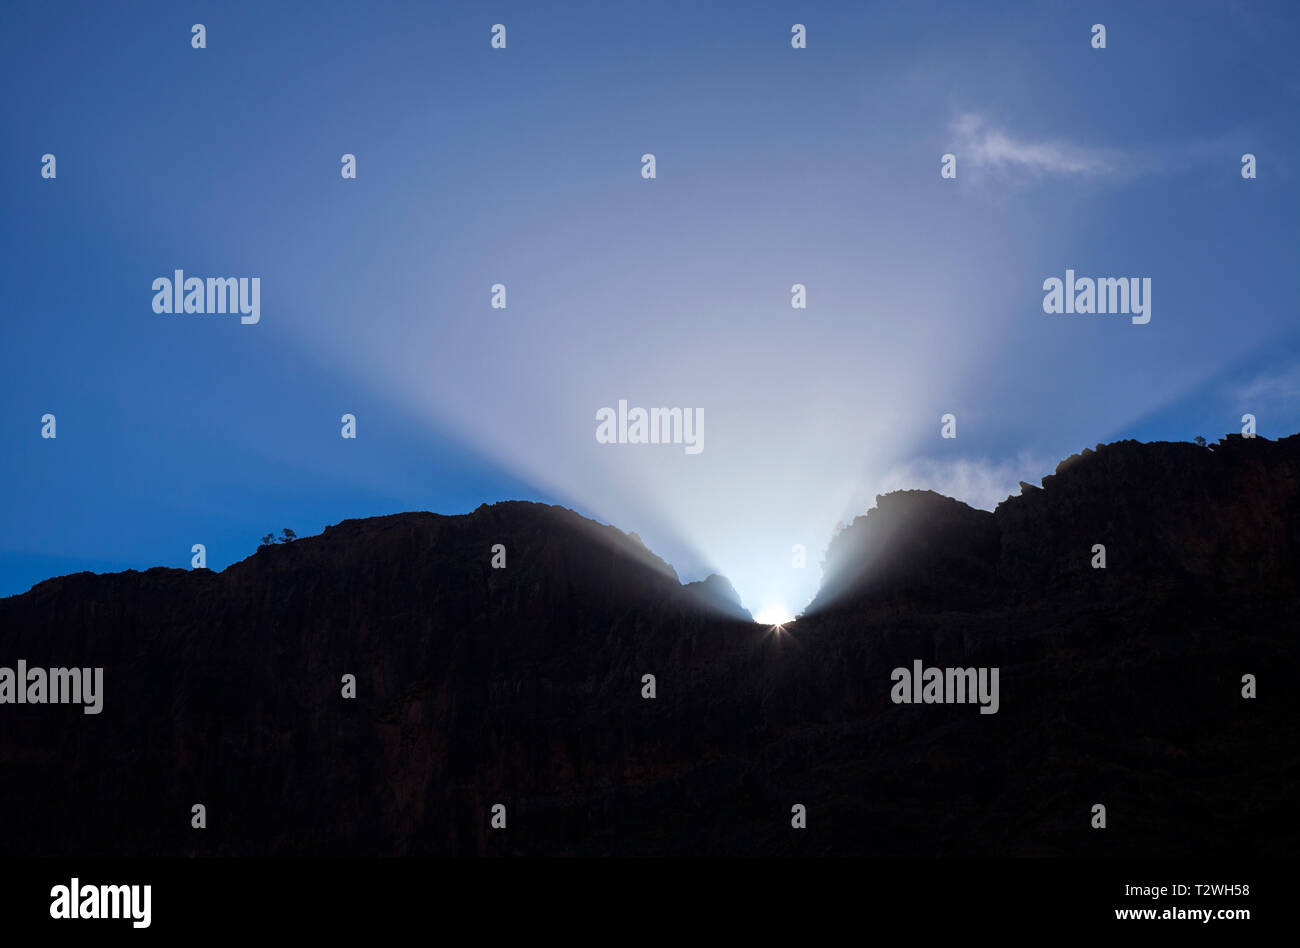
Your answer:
950;113;1117;177
1232;364;1300;407
949;112;1250;182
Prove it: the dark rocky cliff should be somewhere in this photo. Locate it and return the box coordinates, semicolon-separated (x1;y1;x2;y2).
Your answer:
1;436;1297;856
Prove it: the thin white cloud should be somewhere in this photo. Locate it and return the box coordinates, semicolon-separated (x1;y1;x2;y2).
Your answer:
949;113;1251;182
1232;364;1300;407
950;113;1116;177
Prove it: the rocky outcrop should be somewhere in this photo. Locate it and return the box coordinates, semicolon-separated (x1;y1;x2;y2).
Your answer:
812;434;1300;612
812;490;1003;613
995;435;1300;595
684;573;752;621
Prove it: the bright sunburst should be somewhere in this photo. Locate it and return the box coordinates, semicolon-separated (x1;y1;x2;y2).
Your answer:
754;603;795;628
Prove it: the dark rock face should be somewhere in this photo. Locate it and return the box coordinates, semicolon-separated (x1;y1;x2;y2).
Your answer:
1;438;1298;857
813;490;1003;612
684;573;752;622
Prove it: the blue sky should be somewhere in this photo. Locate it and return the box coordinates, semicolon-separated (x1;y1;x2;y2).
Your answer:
2;0;1298;618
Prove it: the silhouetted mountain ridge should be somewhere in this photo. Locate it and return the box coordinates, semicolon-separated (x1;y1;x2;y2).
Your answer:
0;435;1296;856
812;433;1300;613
